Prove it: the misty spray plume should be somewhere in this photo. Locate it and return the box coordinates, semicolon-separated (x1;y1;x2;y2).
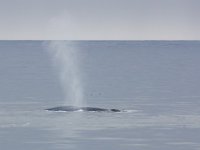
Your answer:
46;41;84;107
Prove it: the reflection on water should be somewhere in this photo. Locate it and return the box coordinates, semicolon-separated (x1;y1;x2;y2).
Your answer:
1;100;200;150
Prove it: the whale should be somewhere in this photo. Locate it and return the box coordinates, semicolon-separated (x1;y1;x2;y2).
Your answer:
46;106;121;112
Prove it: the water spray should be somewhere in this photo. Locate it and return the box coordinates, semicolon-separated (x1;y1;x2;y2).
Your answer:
46;41;84;106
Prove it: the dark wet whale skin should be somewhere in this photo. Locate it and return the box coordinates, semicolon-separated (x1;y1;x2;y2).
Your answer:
46;106;121;112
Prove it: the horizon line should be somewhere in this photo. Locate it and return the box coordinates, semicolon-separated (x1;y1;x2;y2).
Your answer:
0;40;200;41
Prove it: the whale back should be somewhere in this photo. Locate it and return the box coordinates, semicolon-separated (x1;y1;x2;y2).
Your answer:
46;106;120;112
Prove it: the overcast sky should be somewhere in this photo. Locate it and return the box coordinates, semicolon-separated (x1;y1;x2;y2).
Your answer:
0;0;199;40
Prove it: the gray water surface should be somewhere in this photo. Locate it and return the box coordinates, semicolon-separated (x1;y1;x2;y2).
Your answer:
0;41;200;150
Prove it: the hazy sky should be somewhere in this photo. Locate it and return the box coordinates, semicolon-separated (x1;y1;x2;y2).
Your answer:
0;0;199;40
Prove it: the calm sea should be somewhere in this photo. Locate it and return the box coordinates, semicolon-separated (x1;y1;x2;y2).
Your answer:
0;41;200;150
